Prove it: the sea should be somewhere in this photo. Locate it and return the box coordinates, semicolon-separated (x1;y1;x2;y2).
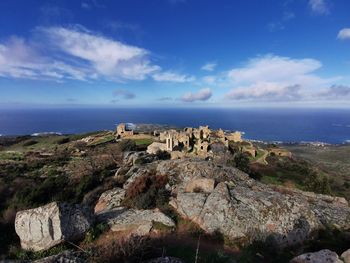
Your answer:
0;108;349;144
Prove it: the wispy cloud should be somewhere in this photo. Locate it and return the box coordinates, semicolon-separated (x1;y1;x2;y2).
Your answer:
152;71;195;82
113;89;136;99
181;88;212;102
41;26;160;81
267;22;285;32
226;83;301;101
201;62;217;72
308;0;330;15
81;2;91;9
0;25;192;83
337;28;350;40
225;55;338;102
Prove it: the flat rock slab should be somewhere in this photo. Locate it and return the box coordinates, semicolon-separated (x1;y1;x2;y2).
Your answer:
107;209;175;236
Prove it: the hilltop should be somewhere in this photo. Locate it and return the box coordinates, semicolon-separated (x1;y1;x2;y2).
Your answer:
0;125;349;262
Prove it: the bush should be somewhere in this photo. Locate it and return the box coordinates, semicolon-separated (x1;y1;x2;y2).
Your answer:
156;150;171;160
123;174;169;209
56;137;70;145
23;140;38;146
117;139;136;152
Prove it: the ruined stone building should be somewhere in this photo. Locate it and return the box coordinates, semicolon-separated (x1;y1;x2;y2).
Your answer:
116;123;134;138
147;125;243;158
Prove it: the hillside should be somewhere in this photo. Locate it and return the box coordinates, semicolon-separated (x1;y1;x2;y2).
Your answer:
0;130;349;263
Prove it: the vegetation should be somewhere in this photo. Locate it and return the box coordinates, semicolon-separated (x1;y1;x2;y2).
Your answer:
123;173;170;209
1;131;349;261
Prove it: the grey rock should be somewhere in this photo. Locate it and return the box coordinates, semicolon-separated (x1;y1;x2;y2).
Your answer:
290;249;342;263
341;249;350;263
15;202;92;251
94;187;125;214
106;209;175;236
162;159;350;247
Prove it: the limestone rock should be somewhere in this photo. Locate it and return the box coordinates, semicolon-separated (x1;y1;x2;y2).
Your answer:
15;202;92;251
33;251;85;263
290;249;342;263
341;249;350;263
162;159;350;247
94;187;125;214
184;177;215;193
106;209;175;236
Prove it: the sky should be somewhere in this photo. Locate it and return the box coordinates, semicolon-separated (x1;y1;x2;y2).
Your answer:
0;0;350;108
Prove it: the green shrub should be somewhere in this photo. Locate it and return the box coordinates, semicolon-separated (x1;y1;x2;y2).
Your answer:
123;174;169;209
56;137;70;145
23;140;38;146
117;139;136;152
84;223;109;243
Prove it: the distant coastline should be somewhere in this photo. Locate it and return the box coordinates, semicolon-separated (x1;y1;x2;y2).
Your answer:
0;108;349;144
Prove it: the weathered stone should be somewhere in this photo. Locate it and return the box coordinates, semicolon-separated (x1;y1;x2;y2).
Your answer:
341;249;350;263
33;251;85;263
169;192;208;221
15;202;92;251
94;187;125;214
106;209;175;236
162;159;350;247
290;249;342;263
184;177;215;193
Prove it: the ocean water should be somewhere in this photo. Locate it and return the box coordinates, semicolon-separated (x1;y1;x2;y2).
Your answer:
0;108;349;144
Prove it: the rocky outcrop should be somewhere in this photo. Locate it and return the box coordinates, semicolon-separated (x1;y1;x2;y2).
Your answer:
106;209;175;236
15;202;93;251
94;187;125;214
156;159;350;247
290;249;343;263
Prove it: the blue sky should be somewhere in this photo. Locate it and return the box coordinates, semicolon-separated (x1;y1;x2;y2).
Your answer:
0;0;350;108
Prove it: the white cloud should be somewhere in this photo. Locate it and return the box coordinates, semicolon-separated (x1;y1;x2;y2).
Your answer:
0;26;193;83
152;71;195;82
308;0;330;15
226;83;301;101
0;36;89;81
201;62;217;71
225;55;338;102
42;26;160;81
228;55;322;83
181;88;212;102
338;28;350;40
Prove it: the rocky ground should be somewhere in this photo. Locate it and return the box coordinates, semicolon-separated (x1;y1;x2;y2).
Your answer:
0;132;349;262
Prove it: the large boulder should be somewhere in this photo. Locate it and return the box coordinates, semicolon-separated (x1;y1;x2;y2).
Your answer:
15;202;93;251
94;187;126;214
162;159;350;247
290;249;342;263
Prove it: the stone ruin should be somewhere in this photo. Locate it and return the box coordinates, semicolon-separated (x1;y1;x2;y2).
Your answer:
116;123;134;139
147;125;242;158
